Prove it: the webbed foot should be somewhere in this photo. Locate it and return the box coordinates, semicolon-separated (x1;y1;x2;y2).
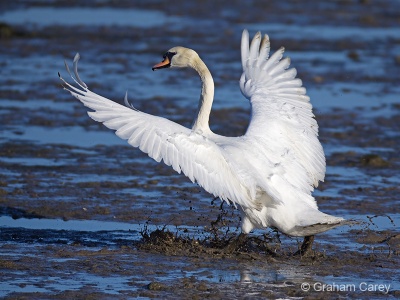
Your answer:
224;233;247;253
293;235;315;256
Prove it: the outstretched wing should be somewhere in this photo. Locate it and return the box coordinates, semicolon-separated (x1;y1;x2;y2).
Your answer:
60;54;254;209
240;30;325;191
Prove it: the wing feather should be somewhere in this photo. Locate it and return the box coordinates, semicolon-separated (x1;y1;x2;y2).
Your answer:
241;29;250;70
240;30;325;196
60;55;255;209
257;34;270;65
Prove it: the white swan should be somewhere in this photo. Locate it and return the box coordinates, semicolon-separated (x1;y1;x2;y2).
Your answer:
60;30;345;254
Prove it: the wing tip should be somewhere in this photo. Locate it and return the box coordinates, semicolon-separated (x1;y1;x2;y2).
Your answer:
73;52;81;63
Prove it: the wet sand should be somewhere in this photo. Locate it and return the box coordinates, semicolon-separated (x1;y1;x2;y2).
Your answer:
1;0;399;299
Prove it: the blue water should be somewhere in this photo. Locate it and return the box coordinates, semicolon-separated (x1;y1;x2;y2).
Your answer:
0;7;182;28
0;213;398;295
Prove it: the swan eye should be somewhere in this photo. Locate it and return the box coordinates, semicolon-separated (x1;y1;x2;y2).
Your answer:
161;51;176;62
165;51;177;60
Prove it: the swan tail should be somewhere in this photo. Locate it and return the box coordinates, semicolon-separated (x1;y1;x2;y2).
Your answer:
287;220;347;237
286;209;346;237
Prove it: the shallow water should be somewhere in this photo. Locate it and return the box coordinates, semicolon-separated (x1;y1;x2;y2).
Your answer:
1;1;399;299
0;7;182;28
0;214;398;298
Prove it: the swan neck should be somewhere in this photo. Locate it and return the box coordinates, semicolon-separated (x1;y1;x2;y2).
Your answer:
191;57;214;133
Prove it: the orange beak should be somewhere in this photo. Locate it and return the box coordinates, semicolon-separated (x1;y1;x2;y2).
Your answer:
152;56;171;71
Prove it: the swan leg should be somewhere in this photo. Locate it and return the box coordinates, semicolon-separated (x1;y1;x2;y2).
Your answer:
224;233;276;255
224;233;247;253
293;235;315;256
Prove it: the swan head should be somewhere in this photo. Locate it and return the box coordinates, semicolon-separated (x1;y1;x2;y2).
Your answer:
152;46;198;71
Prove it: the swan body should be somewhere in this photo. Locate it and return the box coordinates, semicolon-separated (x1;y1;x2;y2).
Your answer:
60;30;344;241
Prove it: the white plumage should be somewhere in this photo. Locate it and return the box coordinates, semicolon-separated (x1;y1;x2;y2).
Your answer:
60;30;344;243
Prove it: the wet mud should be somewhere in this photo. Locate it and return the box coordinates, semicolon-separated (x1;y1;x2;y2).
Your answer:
1;0;400;299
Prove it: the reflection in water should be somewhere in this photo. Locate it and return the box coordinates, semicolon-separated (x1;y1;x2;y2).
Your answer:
240;269;252;283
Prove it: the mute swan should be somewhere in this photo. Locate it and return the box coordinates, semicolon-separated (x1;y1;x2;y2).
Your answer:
59;29;345;255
